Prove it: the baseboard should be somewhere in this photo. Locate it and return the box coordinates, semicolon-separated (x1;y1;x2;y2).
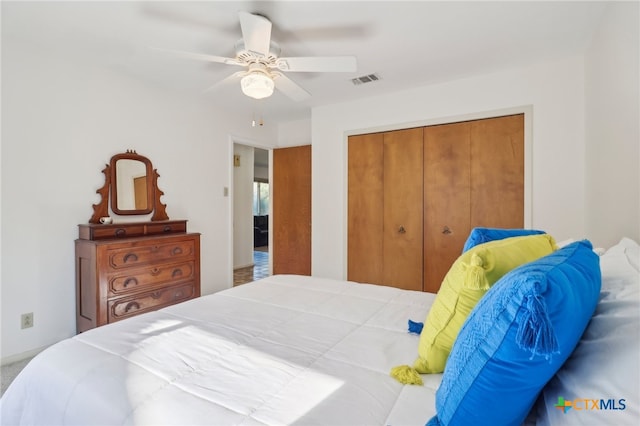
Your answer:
1;345;49;366
234;263;255;270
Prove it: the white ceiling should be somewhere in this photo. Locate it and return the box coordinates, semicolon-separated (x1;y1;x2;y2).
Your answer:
2;1;608;124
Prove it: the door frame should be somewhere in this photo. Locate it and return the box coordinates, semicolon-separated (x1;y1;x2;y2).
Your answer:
228;135;274;287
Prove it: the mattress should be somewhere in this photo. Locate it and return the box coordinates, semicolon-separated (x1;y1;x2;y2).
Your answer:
0;275;439;425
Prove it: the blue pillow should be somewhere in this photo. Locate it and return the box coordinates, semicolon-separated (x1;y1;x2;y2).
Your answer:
427;240;601;426
462;227;546;252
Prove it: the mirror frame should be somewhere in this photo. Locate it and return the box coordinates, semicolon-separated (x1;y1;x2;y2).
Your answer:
110;152;154;215
89;150;169;224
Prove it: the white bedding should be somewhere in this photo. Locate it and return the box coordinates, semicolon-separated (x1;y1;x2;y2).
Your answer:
4;238;638;426
0;275;439;426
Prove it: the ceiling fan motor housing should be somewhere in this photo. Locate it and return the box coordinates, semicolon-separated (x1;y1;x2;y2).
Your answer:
234;39;281;66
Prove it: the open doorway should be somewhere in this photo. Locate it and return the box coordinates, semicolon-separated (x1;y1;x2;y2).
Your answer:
233;144;271;286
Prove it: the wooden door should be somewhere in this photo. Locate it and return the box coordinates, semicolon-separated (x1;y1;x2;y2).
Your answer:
272;145;311;275
383;128;424;291
423;114;524;292
348;133;384;284
470;114;524;228
423;122;471;293
133;176;147;210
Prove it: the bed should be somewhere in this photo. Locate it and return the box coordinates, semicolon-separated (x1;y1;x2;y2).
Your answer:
1;236;638;426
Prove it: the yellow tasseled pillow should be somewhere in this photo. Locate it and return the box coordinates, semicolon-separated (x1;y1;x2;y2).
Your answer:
391;234;557;383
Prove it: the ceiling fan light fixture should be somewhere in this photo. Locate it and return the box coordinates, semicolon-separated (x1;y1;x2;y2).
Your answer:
241;71;275;99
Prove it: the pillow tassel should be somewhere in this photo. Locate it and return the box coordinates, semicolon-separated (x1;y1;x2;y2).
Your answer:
516;293;559;360
390;365;424;385
463;254;489;290
408;319;424;334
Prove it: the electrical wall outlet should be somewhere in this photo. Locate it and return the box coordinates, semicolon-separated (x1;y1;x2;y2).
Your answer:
21;312;33;329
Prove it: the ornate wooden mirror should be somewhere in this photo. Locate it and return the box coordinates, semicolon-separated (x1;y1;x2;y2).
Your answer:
110;152;153;215
89;150;169;223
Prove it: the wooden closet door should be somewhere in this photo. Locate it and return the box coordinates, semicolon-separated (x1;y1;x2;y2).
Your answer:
423;122;471;293
470;114;524;228
272;145;311;275
383;128;424;291
348;133;384;284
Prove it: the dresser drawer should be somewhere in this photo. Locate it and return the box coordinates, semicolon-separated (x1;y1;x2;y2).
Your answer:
78;221;188;241
88;225;146;240
146;221;187;235
108;282;196;322
107;239;195;269
108;261;195;296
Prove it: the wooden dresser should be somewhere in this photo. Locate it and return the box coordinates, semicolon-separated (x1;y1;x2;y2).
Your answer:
75;220;201;333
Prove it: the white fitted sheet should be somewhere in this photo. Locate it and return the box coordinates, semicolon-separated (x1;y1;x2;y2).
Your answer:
1;275;438;426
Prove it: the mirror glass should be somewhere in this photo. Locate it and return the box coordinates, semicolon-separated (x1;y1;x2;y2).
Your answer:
109;152;154;216
115;159;148;210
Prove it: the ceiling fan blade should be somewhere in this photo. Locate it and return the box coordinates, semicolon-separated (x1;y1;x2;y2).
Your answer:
275;56;357;73
151;47;242;66
273;72;311;102
203;71;246;94
238;11;272;57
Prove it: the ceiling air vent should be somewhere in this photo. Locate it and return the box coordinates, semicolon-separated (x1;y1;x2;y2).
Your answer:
351;73;381;85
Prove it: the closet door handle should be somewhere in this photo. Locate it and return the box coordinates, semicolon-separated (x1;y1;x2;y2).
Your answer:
398;225;406;234
442;226;452;235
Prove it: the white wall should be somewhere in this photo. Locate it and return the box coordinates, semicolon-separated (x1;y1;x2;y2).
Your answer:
585;1;640;248
278;118;311;147
233;144;255;269
0;40;278;361
311;55;587;279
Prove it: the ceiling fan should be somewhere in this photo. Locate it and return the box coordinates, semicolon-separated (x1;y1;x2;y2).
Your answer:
156;11;358;101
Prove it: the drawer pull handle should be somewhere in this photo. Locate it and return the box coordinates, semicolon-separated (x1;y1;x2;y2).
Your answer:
150;267;161;276
151;291;161;299
123;253;139;263
171;247;183;256
124;301;140;313
174;291;184;299
115;228;126;237
123;277;138;288
172;269;183;278
163;226;172;233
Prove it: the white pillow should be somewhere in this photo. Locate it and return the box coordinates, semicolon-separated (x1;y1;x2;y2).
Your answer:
555;238;576;248
619;237;640;272
557;238;607;255
536;239;640;425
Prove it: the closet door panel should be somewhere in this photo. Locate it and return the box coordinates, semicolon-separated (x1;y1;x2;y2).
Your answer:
423;123;471;293
470;114;524;228
383;128;423;291
347;134;384;284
